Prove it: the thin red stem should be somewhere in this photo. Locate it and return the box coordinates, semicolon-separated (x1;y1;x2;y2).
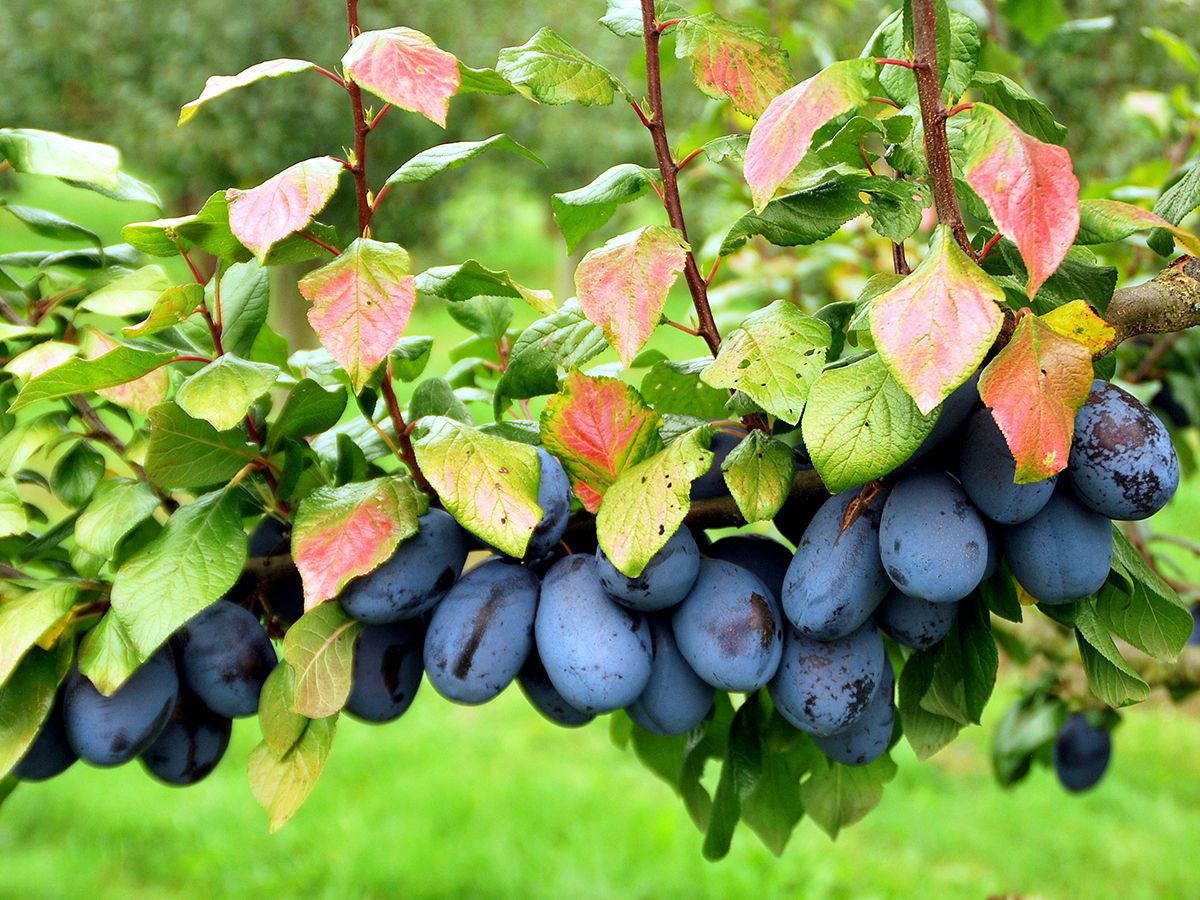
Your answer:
665;318;701;337
371;183;393;215
369;103;393;130
706;256;722;286
313;65;346;88
212;264;224;331
298;231;342;256
858;138;877;177
868;96;903;110
346;0;373;235
173;355;214;365
676;146;704;173
947;102;974;117
875;57;914;69
381;365;435;497
630;100;653;129
978;232;1003;261
657;18;683;32
177;245;207;286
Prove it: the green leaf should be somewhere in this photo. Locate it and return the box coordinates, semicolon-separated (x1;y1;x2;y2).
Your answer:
8;347;176;413
640;358;730;420
267;380;348;451
416;259;553;315
144;403;261;489
701;300;830;424
0;477;27;539
0;416;66;476
1097;528;1192;661
412;417;542;558
494;300;606;407
918;599;998;726
703;695;764;860
110;488;248;660
258;663;308;756
122;283;203;338
410;377;471;423
802;354;939;493
1002;0;1067;45
178;58;319;125
248;715;337;833
74;480;161;558
992;693;1065;787
76;612;141;696
176;355;279;432
968;72;1066;145
800;752;897;839
1074;603;1151;707
49;441;105;507
0;585;77;690
551;164;659;253
1149;154;1200;256
0;128;120;189
80;266;174;317
0;648;62;780
385;134;543;186
897;648;961;760
61;171;161;208
283;604;364;719
674;13;791;119
446;298;512;343
1;204;103;251
721;181;870;255
199;261;269;358
874;6;978;104
389;336;435;382
599;0;685;37
457;63;518;95
721;432;795;523
496;28;628;106
596;426;713;577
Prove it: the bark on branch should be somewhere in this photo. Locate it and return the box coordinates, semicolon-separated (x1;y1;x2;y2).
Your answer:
1105;256;1200;346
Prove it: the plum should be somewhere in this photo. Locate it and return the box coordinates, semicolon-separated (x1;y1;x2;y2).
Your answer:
958;409;1056;524
1068;380;1179;520
690;430;742;501
1002;488;1112;604
340;509;469;623
13;691;77;782
874;589;957;650
140;689;231;786
783;487;891;640
525;448;573;561
423;559;538;705
627;615;714;736
176;601;277;719
706;534;793;601
596;526;700;611
671;559;783;692
1053;712;1112;792
535;555;653;714
517;651;594;728
347;621;424;723
812;656;895;766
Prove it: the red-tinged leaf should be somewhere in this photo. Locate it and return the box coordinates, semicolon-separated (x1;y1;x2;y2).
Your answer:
342;28;461;128
298;238;416;392
574;226;688;366
964;104;1080;298
1076;199;1200;256
227;157;342;262
870;226;1004;415
179;59;317;126
82;329;168;416
539;371;664;512
743;59;874;211
978;314;1093;483
292;476;427;609
1041;299;1116;355
6;341;78;381
674;14;791;118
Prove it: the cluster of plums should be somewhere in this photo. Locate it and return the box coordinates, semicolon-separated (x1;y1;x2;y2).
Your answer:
12;379;1179;789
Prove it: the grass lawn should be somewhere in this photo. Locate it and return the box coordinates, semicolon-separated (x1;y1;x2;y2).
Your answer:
2;678;1199;899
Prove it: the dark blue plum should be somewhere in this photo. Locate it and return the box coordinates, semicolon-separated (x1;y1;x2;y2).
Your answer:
690;431;742;500
959;409;1057;524
783;487;891;640
874;589;957;650
423;559;538;705
769;620;886;736
63;648;179;767
812;656;895;766
596;526;700;611
14;692;77;782
340;509;469;623
671;559;783;692
535;555;653;714
176;601;277;719
140;690;231;786
983;522;1000;580
347;621;424;723
1053;712;1112;792
1190;606;1200;647
706;534;793;601
265;571;306;624
905;373;980;467
1002;488;1112;604
879;470;988;603
628;616;714;736
1068;380;1180;520
773;490;820;546
517;651;594;728
248;517;289;557
526;449;573;561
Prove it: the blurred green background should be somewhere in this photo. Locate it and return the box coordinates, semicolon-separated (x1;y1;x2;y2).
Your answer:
4;0;1200;897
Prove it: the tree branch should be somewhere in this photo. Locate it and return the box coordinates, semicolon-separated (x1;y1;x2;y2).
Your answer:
1105;256;1200;346
910;0;975;258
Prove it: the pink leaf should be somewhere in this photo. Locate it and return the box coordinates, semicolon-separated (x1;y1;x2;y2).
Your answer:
964;104;1080;298
292;476;426;609
540;371;664;512
83;328;168;416
298;238;416;392
574;226;688;366
227;157;342;261
743;58;874;211
342;27;461;127
674;14;791;118
978;313;1093;483
179;59;317;126
871;226;1004;414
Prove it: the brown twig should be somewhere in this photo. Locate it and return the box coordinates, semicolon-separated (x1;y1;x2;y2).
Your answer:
381;363;435;497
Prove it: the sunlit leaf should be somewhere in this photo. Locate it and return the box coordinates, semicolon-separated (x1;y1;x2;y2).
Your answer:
179;59;318;126
674;13;791;118
342;28;461;127
227;157;343;262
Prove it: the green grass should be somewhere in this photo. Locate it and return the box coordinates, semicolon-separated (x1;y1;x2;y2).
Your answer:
2;682;1199;899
